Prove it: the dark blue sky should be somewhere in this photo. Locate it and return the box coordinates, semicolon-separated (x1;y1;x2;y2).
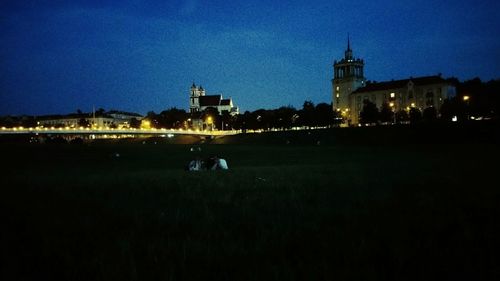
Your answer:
1;0;499;116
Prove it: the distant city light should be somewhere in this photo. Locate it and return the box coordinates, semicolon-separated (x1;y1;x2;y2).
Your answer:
463;95;470;101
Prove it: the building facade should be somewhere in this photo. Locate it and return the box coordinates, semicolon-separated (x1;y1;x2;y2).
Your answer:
332;38;455;125
189;83;239;115
350;76;455;124
37;111;143;128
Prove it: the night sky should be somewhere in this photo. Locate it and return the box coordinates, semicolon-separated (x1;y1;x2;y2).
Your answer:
1;0;499;116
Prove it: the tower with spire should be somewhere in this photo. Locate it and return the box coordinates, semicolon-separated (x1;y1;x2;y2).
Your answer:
189;82;206;113
332;35;366;120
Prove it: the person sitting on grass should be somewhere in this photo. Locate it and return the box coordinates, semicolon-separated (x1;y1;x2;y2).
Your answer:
207;155;228;170
186;157;204;171
186;156;228;171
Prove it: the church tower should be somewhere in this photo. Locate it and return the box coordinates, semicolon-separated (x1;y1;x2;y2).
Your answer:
332;36;366;118
189;83;205;113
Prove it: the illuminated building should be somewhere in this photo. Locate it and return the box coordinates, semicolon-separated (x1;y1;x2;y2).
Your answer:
332;37;456;125
189;83;239;115
332;35;366;115
189;83;239;130
37;110;143;128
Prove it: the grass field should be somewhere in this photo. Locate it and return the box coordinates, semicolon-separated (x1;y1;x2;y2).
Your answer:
1;125;499;280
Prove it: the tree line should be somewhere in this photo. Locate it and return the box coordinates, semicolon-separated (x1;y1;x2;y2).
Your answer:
143;101;341;131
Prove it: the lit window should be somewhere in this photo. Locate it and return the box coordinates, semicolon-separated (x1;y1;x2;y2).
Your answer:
336;86;339;91
390;92;395;98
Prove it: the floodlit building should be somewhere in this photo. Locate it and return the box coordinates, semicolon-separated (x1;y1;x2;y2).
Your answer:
332;37;456;125
332;36;366;115
37;111;143;128
189;83;239;130
189;83;239;116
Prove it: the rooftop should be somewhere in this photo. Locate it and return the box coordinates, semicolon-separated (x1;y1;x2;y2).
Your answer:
352;75;447;94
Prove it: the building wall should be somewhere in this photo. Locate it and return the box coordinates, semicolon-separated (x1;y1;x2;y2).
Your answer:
189;85;238;117
189;85;205;113
349;82;453;124
333;77;365;112
38;117;131;128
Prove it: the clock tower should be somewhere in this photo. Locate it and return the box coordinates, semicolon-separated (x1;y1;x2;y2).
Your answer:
332;36;366;120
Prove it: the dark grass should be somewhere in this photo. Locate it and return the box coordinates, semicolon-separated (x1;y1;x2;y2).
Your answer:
1;125;499;280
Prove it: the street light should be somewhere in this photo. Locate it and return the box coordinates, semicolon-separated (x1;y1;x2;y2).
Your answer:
463;96;470;120
206;116;213;131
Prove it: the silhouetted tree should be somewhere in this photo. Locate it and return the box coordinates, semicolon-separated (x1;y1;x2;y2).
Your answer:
299;100;315;128
19;116;37;128
157;108;187;129
201;107;220;130
422;107;437;122
145;111;159;128
96;108;106;116
274;106;297;129
332;109;342;127
440;97;466;122
395;110;409;124
314;103;334;127
130;118;141;129
233;111;251;132
409;108;422;124
360;100;378;124
78;118;90;127
379;102;394;124
220;110;235;130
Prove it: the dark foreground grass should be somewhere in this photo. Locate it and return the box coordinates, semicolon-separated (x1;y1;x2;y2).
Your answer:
1;130;499;280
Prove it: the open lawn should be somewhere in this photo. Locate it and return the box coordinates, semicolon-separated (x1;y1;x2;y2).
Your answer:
1;125;499;280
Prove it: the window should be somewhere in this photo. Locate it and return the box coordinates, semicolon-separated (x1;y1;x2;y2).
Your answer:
426;92;434;106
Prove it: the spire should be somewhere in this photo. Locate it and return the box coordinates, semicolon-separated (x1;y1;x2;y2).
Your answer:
347;33;351;51
345;33;353;60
